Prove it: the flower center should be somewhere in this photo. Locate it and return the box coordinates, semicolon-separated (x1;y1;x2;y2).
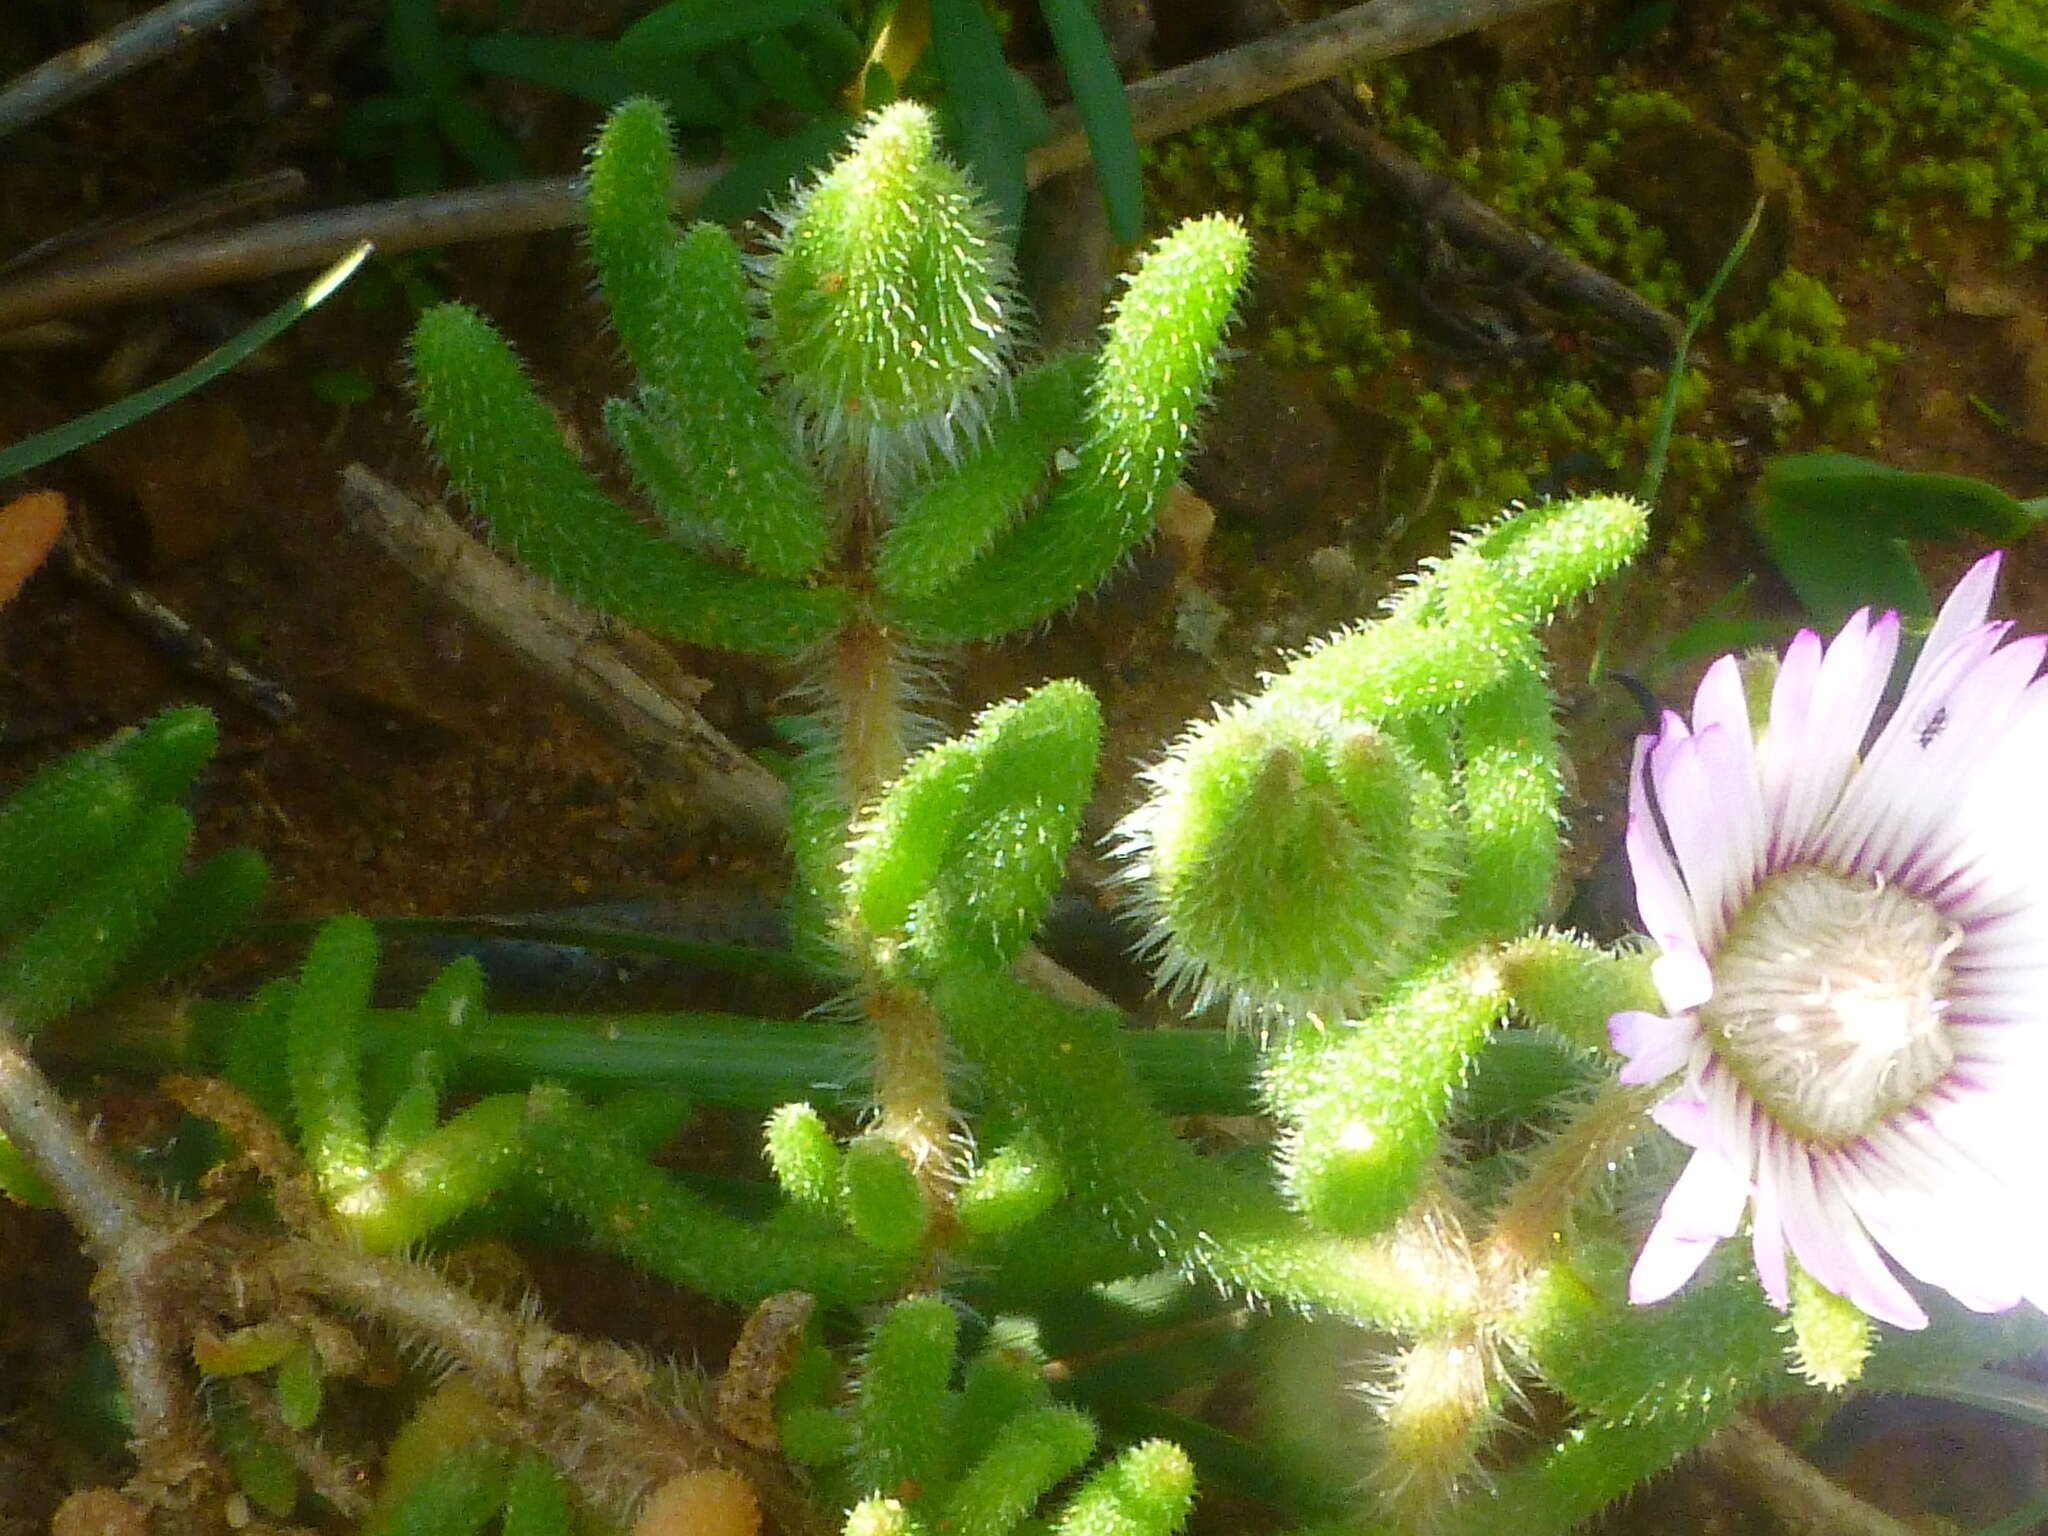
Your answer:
1701;867;1961;1143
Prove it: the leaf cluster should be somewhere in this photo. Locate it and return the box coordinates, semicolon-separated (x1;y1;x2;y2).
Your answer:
410;98;1247;655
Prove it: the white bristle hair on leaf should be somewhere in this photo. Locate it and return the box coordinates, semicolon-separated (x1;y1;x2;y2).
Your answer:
756;101;1024;491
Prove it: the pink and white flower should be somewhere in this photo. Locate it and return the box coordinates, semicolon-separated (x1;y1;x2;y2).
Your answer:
1613;554;2048;1328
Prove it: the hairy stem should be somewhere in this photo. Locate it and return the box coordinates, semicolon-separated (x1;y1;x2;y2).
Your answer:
0;1019;162;1254
826;605;962;1216
867;979;959;1203
264;1241;813;1524
267;1242;560;1400
1482;1081;1657;1303
826;611;917;825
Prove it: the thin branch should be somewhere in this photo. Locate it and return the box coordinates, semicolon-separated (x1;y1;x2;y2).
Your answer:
0;0;1570;331
0;1020;221;1501
1;169;308;280
224;1375;373;1520
1705;1413;1924;1536
0;175;598;332
269;1240;625;1403
339;465;788;842
1267;82;1680;355
0;0;267;140
1026;0;1573;180
61;526;298;723
0;1018;163;1256
1479;1082;1657;1292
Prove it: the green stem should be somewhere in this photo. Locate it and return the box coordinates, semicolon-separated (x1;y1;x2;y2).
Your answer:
252;914;831;983
153;1002;1585;1119
1480;1082;1654;1298
1589;198;1765;684
935;968;1475;1330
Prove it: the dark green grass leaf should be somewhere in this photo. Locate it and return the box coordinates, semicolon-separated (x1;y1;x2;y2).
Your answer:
1040;0;1143;243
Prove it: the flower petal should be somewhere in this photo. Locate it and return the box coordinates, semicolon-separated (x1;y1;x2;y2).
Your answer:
1628;1144;1751;1305
1910;551;2002;690
1773;1138;1927;1329
1689;657;1766;896
1626;733;1715;1012
1834;1143;2023;1314
1652;726;1763;947
1767;611;1899;860
1649;1087;1712;1147
1823;630;2043;882
1749;1135;1790;1307
1610;1010;1697;1085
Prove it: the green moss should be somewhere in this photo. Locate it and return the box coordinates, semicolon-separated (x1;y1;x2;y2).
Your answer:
1142;84;1743;536
1740;0;2048;262
1146;50;1946;554
1725;269;1900;444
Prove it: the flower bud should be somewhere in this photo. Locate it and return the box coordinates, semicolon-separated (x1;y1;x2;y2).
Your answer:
766;102;1015;479
1117;704;1451;1028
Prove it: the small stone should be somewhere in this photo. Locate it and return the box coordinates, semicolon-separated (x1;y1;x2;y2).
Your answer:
1732;388;1798;436
53;1488;150;1536
1307;545;1359;591
80;396;251;568
1173;585;1230;658
1157;483;1217;583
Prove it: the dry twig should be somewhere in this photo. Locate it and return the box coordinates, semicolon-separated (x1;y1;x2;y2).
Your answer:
1270;84;1680;355
1705;1413;1924;1536
1028;0;1575;179
60;524;298;723
0;0;268;139
340;465;787;841
0;1021;225;1509
0;0;1573;331
1;170;308;281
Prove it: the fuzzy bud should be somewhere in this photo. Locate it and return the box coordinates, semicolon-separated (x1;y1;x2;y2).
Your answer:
766;101;1015;477
1787;1260;1873;1389
1375;1333;1498;1529
1055;1440;1196;1536
1117;704;1451;1027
